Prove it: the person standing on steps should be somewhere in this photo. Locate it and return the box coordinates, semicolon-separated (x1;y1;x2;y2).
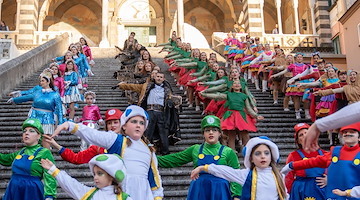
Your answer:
0;119;57;200
7;68;66;149
157;115;242;200
51;105;164;200
114;71;173;155
285;123;327;200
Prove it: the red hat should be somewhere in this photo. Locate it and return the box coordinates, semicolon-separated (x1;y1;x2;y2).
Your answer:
339;122;360;134
105;109;123;121
294;123;310;137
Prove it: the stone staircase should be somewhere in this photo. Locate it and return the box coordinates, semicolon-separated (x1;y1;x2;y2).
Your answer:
0;47;330;200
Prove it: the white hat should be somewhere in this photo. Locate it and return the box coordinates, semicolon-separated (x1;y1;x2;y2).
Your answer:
120;105;149;129
89;154;126;183
242;136;280;169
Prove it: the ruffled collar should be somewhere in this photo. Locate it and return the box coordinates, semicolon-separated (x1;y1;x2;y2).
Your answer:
65;71;74;75
42;88;53;93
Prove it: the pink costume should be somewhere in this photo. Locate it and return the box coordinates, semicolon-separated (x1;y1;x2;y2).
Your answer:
80;104;102;126
82;45;93;62
53;75;65;97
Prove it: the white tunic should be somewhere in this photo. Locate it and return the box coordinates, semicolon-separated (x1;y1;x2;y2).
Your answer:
208;164;288;200
351;186;360;198
55;170;133;200
316;101;360;132
69;122;164;200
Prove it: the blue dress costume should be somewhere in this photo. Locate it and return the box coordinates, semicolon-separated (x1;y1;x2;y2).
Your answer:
63;71;82;103
290;150;326;200
13;88;65;134
187;144;232;200
326;146;360;200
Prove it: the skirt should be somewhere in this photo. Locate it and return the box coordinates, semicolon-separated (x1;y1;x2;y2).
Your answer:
221;110;257;132
290;177;326;200
187;173;231;200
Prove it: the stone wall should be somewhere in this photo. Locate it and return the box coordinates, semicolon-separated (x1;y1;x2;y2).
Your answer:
0;33;69;97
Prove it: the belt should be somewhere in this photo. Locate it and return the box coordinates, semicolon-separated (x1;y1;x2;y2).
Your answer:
147;104;164;111
31;107;52;113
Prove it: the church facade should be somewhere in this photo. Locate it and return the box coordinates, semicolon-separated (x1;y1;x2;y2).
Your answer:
0;0;336;48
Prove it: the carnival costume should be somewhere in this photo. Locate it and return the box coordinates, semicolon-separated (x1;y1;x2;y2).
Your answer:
0;119;57;200
12;87;65;134
158;116;242;200
65;106;164;200
63;71;82;103
47;154;131;200
204;136;287;200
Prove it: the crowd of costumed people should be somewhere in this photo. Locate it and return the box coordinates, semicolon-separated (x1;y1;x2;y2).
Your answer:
0;30;359;200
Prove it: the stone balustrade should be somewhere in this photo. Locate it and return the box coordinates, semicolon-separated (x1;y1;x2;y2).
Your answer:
0;31;19;44
0;33;69;97
211;32;322;55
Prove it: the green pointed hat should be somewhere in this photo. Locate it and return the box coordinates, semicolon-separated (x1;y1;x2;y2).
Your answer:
201;115;221;130
22;118;44;134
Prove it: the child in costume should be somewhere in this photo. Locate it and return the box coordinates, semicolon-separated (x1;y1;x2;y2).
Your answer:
80;37;95;67
158;115;242;200
44;109;122;165
191;136;288;200
285;123;327;200
0;119;57;200
201;79;263;151
281;122;360;200
52;105;164;200
41;154;132;200
76;91;103;150
63;59;82;121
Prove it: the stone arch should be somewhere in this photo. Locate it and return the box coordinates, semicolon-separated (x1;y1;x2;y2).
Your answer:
298;0;313;34
263;0;278;33
43;0;102;45
184;0;224;44
1;0;17;30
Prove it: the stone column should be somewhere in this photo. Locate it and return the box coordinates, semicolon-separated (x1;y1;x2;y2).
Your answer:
38;13;46;31
99;0;110;47
275;0;283;34
15;0;21;31
260;0;265;34
308;0;316;35
293;0;300;34
0;0;3;20
177;0;184;39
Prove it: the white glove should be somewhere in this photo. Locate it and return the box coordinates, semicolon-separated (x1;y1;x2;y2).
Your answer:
287;79;294;85
281;163;293;175
9;91;21;97
7;98;14;104
87;70;94;76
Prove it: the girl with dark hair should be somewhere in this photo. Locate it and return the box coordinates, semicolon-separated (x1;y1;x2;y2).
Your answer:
285;123;327;200
192;136;288;200
80;37;95;67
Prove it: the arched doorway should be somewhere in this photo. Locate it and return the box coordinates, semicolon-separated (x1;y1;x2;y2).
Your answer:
1;0;17;30
43;0;102;46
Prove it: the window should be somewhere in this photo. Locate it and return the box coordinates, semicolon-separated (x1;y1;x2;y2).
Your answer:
332;36;341;54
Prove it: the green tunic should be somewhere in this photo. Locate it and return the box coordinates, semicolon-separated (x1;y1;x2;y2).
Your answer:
0;144;57;198
157;142;242;198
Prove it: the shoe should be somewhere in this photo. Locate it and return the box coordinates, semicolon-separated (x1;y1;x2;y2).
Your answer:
195;106;201;111
295;112;301;119
305;109;311;119
284;108;290;112
179;86;184;91
289;100;294;105
188;104;193;108
273;100;278;105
